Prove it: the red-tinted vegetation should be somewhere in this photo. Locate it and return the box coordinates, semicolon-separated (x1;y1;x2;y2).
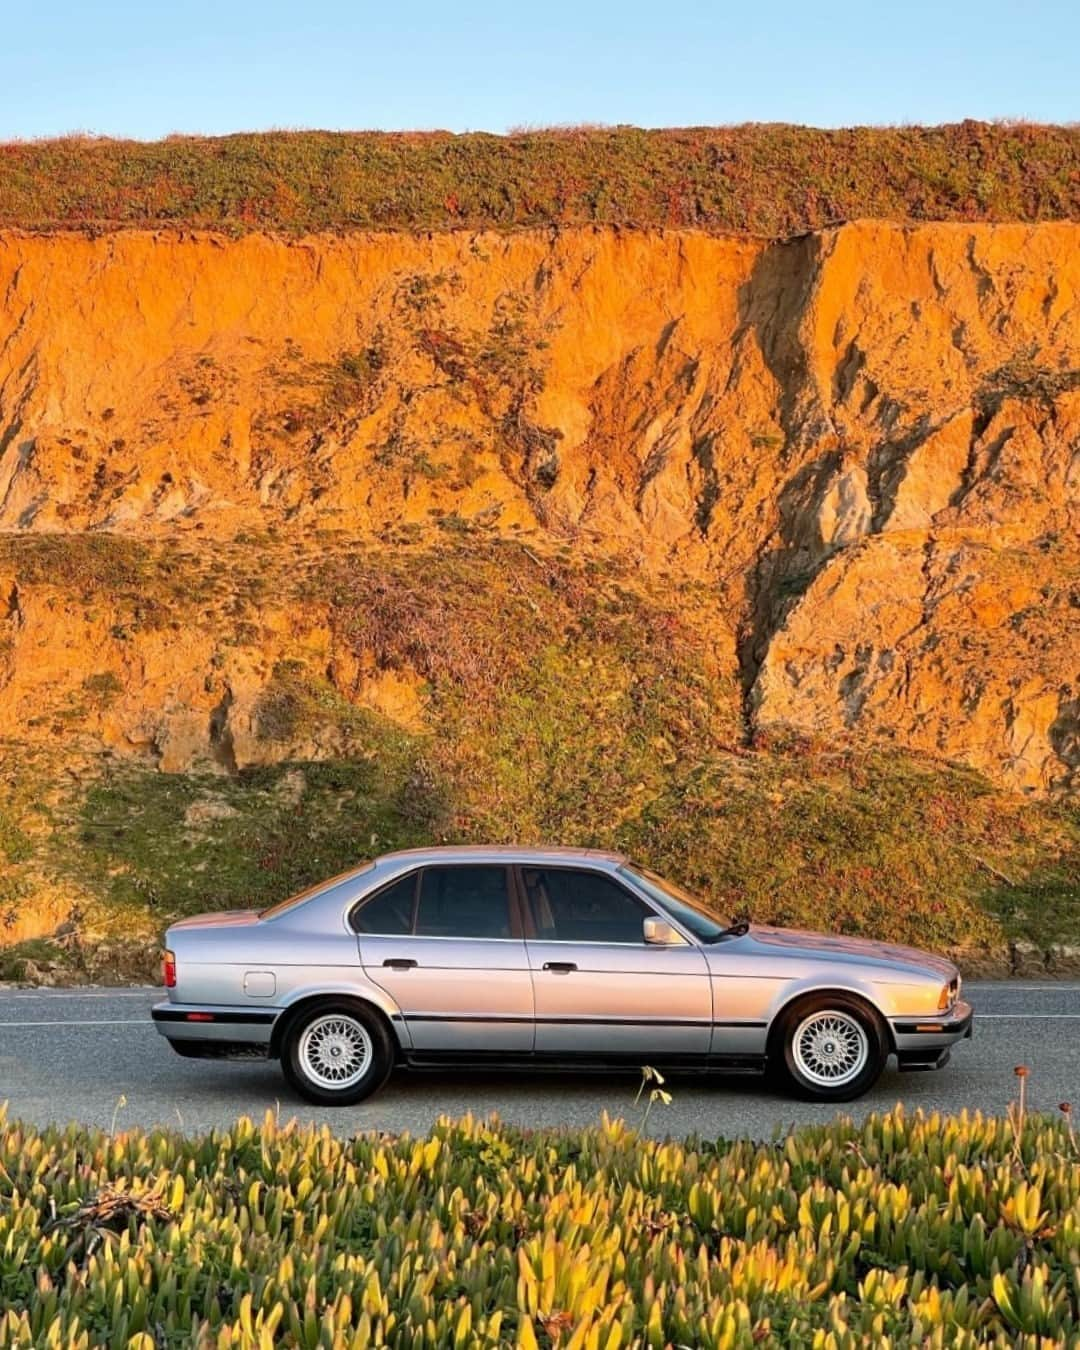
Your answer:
1;122;1077;236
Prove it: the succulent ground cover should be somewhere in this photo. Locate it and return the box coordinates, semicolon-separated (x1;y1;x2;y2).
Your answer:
2;1102;1080;1347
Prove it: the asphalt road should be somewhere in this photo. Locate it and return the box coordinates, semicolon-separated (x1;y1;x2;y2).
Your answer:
1;982;1078;1139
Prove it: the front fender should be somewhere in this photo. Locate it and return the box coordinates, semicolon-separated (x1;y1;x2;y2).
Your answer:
766;975;896;1050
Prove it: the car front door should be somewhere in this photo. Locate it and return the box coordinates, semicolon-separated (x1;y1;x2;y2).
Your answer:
353;864;534;1053
520;865;713;1057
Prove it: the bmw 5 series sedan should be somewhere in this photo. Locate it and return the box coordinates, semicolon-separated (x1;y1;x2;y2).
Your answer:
153;846;973;1105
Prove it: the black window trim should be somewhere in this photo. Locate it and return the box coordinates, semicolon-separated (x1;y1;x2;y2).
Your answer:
512;862;697;947
348;863;524;940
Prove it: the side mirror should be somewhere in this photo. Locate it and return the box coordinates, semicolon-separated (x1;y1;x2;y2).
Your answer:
643;916;686;946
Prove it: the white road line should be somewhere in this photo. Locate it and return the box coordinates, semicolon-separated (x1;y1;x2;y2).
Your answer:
0;992;153;1001
966;988;1080;999
0;1019;153;1028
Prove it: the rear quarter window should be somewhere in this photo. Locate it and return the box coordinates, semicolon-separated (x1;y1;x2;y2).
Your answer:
352;874;416;934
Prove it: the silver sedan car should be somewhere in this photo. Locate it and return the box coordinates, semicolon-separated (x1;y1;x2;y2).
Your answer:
153;846;973;1105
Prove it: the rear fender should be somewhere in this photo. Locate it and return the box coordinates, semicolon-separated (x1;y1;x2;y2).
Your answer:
274;977;411;1050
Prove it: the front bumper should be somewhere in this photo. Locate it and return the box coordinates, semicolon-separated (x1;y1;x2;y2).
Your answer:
152;1000;278;1045
890;999;973;1061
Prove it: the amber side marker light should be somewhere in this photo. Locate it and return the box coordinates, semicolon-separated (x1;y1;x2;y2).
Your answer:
162;949;177;989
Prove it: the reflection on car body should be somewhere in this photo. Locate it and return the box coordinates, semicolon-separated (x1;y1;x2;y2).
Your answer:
153;846;973;1104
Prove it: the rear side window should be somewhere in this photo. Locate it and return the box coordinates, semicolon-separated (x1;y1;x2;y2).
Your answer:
522;867;649;944
352;866;512;939
416;866;512;939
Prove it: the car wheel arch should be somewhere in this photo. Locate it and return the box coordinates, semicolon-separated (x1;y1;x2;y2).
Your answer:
269;993;401;1061
766;987;895;1061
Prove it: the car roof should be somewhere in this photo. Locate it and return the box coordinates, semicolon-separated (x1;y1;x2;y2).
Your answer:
374;844;627;866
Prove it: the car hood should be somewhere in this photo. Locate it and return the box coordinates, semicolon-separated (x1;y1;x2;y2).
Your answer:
168;910;261;931
744;924;957;978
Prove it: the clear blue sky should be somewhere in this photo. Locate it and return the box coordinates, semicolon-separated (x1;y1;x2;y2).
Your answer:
4;0;1077;140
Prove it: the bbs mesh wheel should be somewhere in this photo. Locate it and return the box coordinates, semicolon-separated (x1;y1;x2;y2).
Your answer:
773;994;888;1102
281;1000;395;1105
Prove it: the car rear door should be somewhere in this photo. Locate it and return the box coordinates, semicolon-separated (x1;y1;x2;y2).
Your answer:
520;865;712;1057
353;863;534;1053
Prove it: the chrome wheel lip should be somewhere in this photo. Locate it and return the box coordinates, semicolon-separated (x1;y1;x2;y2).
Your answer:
792;1009;869;1088
298;1014;373;1090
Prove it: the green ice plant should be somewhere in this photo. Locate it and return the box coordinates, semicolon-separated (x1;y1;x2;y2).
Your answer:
2;1089;1080;1346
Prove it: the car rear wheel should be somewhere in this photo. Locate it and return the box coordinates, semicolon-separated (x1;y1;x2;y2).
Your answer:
774;995;888;1101
281;1001;395;1105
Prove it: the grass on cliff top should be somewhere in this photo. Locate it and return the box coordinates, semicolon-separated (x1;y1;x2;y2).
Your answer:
3;1103;1080;1346
1;122;1078;237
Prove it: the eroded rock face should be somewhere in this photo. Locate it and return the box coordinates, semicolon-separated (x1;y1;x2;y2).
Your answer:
752;531;1078;793
0;221;1076;792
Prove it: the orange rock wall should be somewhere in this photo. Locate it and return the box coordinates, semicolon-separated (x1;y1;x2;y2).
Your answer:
0;223;1076;792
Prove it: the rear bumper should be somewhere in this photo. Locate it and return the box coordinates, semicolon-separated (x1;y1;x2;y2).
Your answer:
152;1001;277;1045
891;1000;973;1056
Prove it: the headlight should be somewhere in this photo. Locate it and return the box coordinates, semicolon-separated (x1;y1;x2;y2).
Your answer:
937;977;960;1011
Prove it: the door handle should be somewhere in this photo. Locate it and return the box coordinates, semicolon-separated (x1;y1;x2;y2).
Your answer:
543;961;577;973
383;958;418;970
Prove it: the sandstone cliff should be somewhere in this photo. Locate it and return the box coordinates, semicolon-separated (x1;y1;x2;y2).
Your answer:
0;222;1075;798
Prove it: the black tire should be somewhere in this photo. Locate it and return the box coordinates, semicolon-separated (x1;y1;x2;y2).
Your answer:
771;993;889;1102
280;999;395;1106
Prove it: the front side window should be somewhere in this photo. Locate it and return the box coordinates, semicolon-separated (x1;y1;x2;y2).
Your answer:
522;867;649;944
352;866;512;939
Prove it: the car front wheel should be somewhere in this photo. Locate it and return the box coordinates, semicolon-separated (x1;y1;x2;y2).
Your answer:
281;1001;395;1105
774;995;888;1101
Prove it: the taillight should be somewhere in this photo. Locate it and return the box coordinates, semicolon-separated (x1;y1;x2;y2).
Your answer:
163;949;177;989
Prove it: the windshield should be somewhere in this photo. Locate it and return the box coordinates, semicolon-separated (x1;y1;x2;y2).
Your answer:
259;863;373;920
619;864;731;942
